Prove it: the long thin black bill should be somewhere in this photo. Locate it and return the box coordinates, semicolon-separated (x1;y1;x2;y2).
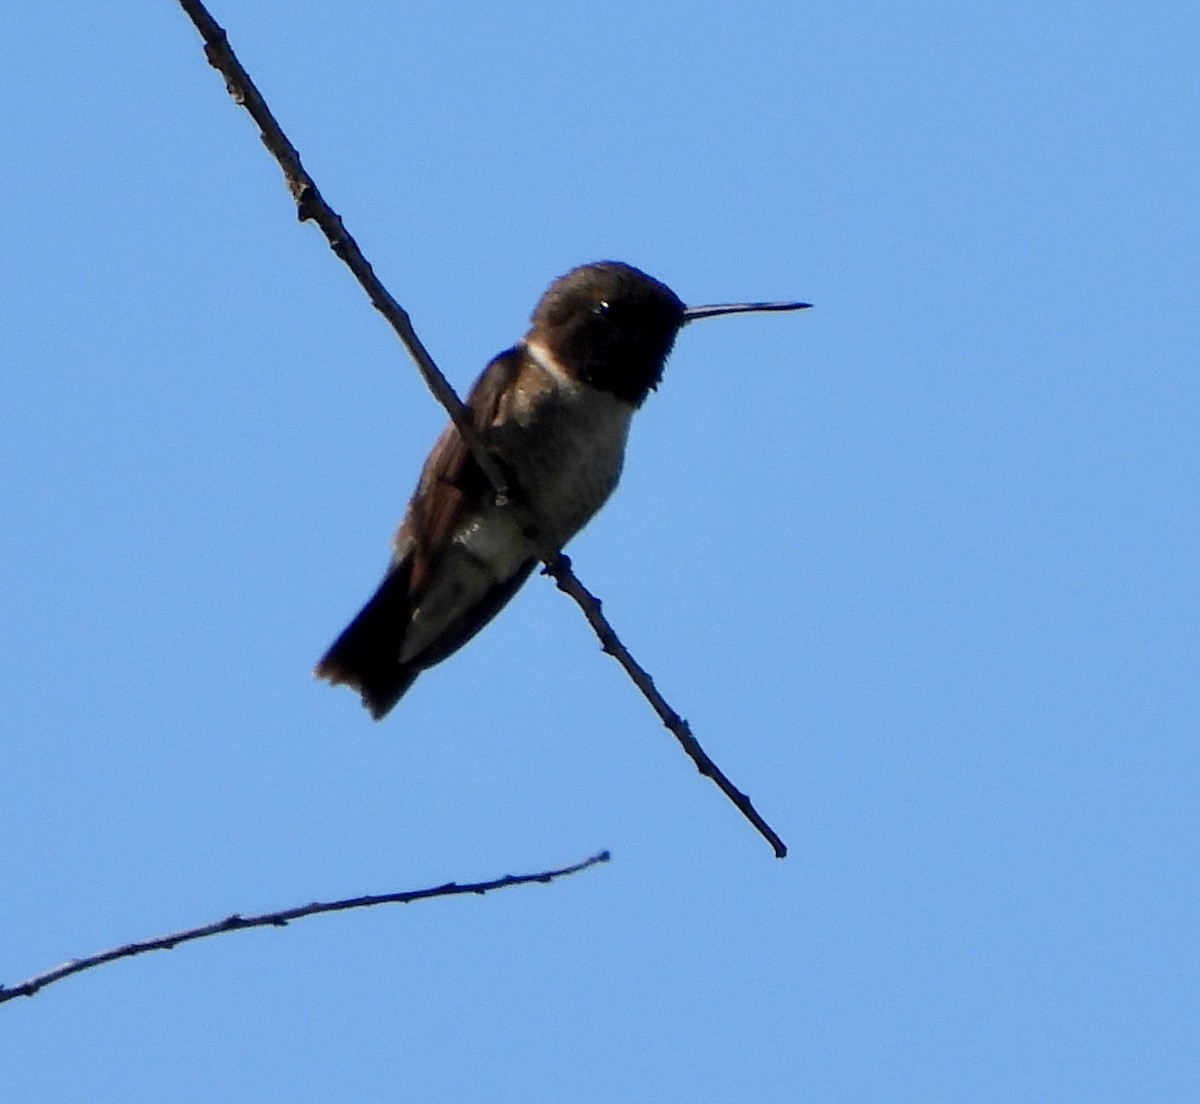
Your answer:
683;300;812;322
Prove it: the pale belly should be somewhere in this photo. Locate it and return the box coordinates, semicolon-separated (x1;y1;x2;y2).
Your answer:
492;379;634;550
400;382;634;663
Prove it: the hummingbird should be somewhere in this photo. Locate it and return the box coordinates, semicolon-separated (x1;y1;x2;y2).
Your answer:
315;261;809;718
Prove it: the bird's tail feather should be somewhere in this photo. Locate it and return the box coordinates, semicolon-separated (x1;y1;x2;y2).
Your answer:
314;563;419;720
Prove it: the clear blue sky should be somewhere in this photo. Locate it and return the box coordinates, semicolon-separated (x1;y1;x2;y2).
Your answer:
3;2;1197;1100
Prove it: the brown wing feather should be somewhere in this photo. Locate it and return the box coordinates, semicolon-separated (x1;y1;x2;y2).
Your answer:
399;348;523;593
314;349;526;719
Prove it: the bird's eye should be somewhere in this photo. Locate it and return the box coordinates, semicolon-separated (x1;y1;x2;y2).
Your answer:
592;299;612;318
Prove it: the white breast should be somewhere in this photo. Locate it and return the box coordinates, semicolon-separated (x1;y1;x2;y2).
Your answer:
501;340;635;550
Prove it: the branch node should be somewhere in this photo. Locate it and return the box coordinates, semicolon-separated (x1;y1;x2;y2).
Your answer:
296;185;319;222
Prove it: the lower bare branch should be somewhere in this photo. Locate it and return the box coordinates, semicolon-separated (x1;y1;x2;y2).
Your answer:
0;851;609;1004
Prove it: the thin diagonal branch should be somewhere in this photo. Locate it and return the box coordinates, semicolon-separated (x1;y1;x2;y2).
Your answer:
0;851;609;1004
545;556;787;857
177;0;786;858
175;0;512;504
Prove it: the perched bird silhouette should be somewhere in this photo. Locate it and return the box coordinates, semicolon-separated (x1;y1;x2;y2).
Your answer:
315;261;808;718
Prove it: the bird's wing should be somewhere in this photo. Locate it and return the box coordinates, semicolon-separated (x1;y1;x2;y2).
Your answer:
312;349;528;718
396;347;524;593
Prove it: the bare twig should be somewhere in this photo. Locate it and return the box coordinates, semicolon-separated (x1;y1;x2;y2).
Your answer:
544;556;787;857
175;0;512;503
0;851;609;1004
177;0;786;857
